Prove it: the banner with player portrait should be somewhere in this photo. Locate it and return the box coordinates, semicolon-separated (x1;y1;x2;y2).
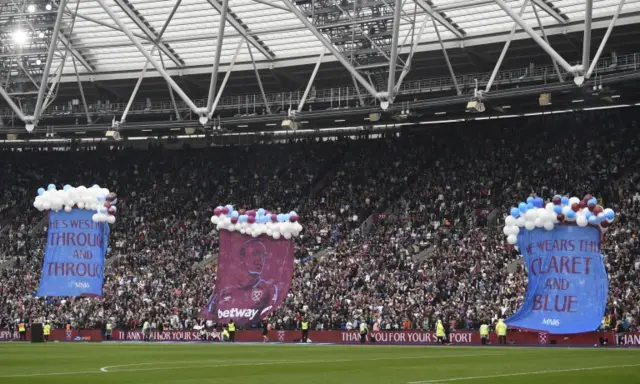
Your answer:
200;230;295;326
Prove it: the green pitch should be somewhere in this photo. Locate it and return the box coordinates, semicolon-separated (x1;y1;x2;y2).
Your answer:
1;343;639;383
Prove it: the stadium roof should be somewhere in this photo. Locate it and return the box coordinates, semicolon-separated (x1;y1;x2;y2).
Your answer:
51;0;640;81
1;0;640;138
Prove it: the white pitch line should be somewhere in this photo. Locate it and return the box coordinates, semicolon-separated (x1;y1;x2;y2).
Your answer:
0;352;504;378
100;352;506;373
407;363;640;383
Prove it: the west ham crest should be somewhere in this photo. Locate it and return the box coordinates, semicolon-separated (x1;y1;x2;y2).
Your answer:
251;290;263;302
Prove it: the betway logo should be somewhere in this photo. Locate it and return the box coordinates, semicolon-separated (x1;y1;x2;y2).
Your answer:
542;318;560;326
218;308;259;319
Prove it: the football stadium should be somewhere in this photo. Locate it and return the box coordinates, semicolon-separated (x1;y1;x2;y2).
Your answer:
1;0;640;383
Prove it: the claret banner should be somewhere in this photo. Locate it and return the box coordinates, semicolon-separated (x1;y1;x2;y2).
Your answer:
200;231;294;327
506;226;608;334
37;210;110;297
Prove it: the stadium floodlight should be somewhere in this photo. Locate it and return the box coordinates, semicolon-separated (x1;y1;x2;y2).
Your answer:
38;31;45;38
28;4;36;12
45;3;52;10
12;30;28;45
36;59;42;65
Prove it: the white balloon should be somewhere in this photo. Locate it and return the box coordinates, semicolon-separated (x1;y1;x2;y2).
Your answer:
509;226;520;236
64;206;73;213
77;202;85;209
525;221;535;230
43;202;51;210
284;233;292;240
576;216;588;227
561;206;571;215
544;221;554;231
545;202;555;212
107;215;116;224
266;229;273;236
525;210;536;221
534;218;544;228
272;231;281;240
515;217;526;227
569;197;580;206
92;214;99;222
507;235;517;245
503;226;511;236
505;216;516;226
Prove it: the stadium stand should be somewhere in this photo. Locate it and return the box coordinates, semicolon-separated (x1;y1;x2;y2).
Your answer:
0;108;638;334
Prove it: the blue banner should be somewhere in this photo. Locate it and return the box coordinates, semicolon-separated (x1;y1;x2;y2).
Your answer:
37;209;110;297
506;226;608;334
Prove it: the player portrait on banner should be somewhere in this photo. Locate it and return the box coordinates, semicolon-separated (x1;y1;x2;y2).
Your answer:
201;205;301;327
205;239;278;323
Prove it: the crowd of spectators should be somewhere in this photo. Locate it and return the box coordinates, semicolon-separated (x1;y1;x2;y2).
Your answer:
0;108;639;334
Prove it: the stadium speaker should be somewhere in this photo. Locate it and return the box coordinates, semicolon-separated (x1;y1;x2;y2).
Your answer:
31;323;44;343
105;130;121;140
466;101;485;113
281;120;298;130
184;127;196;135
539;93;551;106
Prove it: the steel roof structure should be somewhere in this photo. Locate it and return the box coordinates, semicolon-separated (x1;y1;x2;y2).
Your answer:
0;0;639;139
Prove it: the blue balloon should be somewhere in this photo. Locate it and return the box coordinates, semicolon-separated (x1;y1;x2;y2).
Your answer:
277;214;286;223
589;198;598;206
37;188;45;196
553;205;562;214
99;207;107;214
510;208;520;218
231;211;239;218
111;199;118;206
533;197;544;208
97;196;106;203
257;208;266;216
63;185;72;191
47;184;56;190
588;216;598;225
289;211;298;217
585;212;593;220
605;210;615;220
283;214;291;222
566;210;576;220
526;197;534;204
527;202;534;210
225;205;233;215
260;216;269;224
518;202;527;212
597;213;606;222
561;197;569;206
239;215;248;223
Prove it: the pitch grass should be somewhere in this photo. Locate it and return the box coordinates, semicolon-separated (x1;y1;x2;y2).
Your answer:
0;343;639;384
